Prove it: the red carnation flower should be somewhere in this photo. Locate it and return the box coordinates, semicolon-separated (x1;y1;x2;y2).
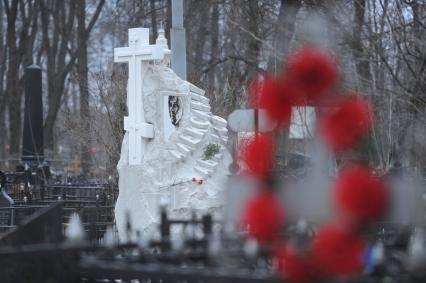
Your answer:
334;165;389;224
287;46;338;104
257;76;294;125
320;96;372;152
276;245;314;283
241;190;285;244
192;177;197;183
198;179;203;185
312;224;366;278
239;134;276;177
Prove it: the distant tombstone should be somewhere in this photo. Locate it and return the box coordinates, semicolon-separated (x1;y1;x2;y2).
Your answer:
22;65;44;162
0;171;13;208
0;171;5;189
0;202;63;245
228;107;316;136
0;191;14;207
227;109;277;133
289;107;316;139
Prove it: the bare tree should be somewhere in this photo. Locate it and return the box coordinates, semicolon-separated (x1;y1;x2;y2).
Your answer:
3;0;38;157
0;0;6;160
40;0;77;152
267;0;302;73
1;0;425;174
76;0;105;175
150;0;158;41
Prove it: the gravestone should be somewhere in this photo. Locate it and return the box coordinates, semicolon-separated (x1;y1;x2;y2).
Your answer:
114;28;231;239
228;109;277;133
22;65;44;162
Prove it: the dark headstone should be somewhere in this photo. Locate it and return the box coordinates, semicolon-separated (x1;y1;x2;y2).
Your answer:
22;64;44;162
0;202;63;245
0;171;5;189
0;191;13;207
0;171;13;207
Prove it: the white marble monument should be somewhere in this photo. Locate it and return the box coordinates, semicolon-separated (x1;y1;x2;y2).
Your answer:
114;28;231;240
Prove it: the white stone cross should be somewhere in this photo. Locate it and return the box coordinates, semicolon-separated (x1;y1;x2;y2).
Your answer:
114;28;165;165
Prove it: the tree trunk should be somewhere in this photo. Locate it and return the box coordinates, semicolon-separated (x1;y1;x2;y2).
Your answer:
41;0;77;152
192;2;209;85
3;0;38;158
244;1;261;79
150;0;158;42
267;0;302;73
208;0;219;111
41;0;103;155
266;0;302;170
4;0;21;157
77;0;91;176
0;0;5;160
165;0;172;48
352;0;371;93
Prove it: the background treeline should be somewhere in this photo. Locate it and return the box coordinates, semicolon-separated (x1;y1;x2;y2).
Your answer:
0;0;425;176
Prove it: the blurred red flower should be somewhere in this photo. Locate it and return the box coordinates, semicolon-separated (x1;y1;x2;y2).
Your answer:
276;244;314;283
334;165;389;224
251;75;294;125
239;134;276;177
287;46;338;104
198;179;204;185
241;190;285;244
319;96;372;152
312;224;366;278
